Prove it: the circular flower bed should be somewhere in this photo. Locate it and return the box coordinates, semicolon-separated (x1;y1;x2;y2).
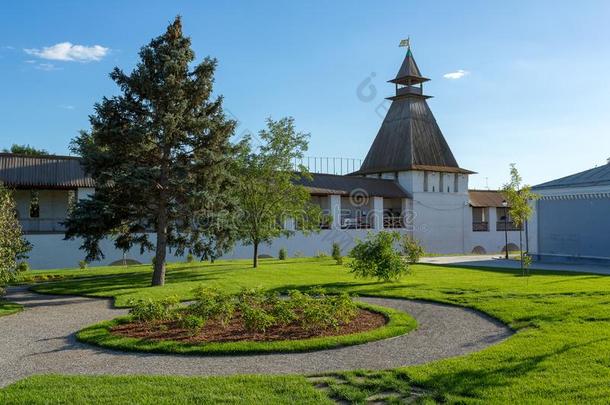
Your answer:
77;287;416;355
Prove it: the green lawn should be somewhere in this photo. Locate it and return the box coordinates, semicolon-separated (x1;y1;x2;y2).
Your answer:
0;299;22;317
15;258;610;403
0;374;332;405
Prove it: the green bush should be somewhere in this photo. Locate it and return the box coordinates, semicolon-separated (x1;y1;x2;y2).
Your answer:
78;260;88;270
278;248;287;260
179;314;205;335
349;231;409;282
314;251;328;259
186;253;195;263
190;286;235;326
401;235;425;264
16;261;29;273
331;242;342;261
128;296;180;323
241;305;276;332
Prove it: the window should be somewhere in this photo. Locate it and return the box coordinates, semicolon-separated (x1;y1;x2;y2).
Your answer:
439;173;444;192
423;171;429;192
453;174;459;192
29;191;40;218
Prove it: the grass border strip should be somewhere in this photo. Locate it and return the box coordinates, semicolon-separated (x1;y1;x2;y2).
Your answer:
0;300;23;318
76;302;417;355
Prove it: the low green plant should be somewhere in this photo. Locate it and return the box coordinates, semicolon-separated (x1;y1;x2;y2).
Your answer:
278;248;287;260
401;235;425;264
179;314;205;335
349;231;409;282
190;286;235;326
16;261;29;273
78;260;88;270
331;242;342;261
241;305;276;332
128;296;180;323
186;253;195;263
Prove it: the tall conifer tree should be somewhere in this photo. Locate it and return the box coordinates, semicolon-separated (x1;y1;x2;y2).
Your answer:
65;17;237;285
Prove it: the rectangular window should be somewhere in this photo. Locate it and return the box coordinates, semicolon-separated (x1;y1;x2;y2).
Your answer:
29;191;40;218
423;171;429;192
453;174;459;192
439;173;444;192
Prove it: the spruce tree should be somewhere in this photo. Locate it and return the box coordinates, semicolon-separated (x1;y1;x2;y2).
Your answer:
65;17;237;286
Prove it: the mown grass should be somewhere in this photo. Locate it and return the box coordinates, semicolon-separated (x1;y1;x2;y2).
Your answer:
0;299;22;317
76;302;416;355
21;258;610;403
0;374;332;405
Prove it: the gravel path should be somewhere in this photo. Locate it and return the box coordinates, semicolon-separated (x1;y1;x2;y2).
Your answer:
0;286;512;388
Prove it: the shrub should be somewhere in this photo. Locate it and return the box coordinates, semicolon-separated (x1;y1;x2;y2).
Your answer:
349;231;409;282
293;251;303;258
128;296;180;323
16;261;29;273
241;305;276;332
186;253;195;263
270;299;297;326
331;242;342;261
278;248;287;260
401;235;425;264
314;251;328;259
78;260;88;270
190;286;235;326
335;256;344;265
179;315;205;335
329;292;358;325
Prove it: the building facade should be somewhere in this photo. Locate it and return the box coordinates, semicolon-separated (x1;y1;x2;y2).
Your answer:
529;161;610;264
1;47;522;269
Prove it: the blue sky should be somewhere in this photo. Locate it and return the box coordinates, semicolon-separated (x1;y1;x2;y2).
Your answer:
1;0;609;189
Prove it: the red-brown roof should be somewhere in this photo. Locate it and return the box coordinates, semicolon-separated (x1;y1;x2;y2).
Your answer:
468;190;508;207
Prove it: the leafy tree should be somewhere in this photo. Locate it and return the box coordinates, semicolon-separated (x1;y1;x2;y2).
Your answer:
3;144;49;156
235;117;323;268
0;184;31;295
349;231;408;282
65;17;238;286
502;164;538;276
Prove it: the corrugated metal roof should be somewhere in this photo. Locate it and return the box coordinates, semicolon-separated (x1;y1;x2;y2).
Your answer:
533;163;610;190
468;190;508;207
295;173;410;198
0;153;94;189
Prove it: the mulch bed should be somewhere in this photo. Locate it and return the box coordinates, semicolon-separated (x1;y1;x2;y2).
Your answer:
110;309;387;343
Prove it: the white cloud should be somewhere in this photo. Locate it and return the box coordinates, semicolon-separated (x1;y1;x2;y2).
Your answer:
58;104;75;110
35;63;60;71
443;69;470;80
24;42;109;62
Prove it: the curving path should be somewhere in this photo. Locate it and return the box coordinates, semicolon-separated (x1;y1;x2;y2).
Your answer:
0;286;512;388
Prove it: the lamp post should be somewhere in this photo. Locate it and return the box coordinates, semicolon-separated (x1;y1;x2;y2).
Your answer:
502;199;509;259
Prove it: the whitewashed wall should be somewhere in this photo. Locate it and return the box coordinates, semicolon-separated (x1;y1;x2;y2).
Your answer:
24;229;415;270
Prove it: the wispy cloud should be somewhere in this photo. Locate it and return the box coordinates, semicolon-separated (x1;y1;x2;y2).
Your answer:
35;63;61;71
443;69;470;80
24;42;109;62
58;104;75;110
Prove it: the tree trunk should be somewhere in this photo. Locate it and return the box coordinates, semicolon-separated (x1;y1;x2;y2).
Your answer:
253;241;258;268
152;213;168;286
519;228;524;276
152;154;169;286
